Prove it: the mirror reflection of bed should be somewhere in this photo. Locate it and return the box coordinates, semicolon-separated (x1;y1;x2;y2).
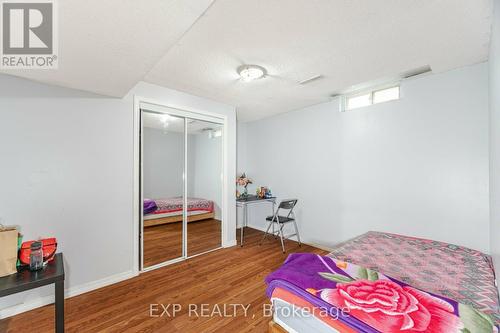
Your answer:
143;197;221;267
142;111;222;268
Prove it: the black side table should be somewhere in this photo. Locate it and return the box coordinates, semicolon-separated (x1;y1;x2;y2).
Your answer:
0;253;65;332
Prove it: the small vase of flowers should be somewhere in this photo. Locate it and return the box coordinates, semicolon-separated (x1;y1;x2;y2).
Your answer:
236;173;252;198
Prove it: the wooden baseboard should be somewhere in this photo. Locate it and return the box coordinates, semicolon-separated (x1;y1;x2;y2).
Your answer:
144;212;215;227
268;320;288;333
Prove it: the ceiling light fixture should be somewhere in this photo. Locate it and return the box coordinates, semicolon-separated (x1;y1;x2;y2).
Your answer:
237;64;266;82
160;114;171;123
202;127;222;139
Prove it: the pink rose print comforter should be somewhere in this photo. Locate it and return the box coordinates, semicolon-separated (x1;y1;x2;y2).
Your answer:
329;231;500;323
266;253;499;333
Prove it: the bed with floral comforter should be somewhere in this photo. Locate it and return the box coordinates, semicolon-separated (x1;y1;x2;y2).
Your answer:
266;232;500;332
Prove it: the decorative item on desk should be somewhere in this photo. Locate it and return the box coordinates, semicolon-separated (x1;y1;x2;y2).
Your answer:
19;238;57;268
16;232;23;267
30;241;44;271
0;224;19;277
236;173;252;197
256;186;272;198
256;186;269;198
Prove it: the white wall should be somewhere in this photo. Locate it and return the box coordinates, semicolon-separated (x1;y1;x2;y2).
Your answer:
0;77;236;317
239;63;490;253
237;121;248;176
143;128;184;199
236;122;248;227
490;0;500;279
0;79;133;315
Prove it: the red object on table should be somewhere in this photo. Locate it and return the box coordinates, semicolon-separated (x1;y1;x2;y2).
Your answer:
19;238;57;265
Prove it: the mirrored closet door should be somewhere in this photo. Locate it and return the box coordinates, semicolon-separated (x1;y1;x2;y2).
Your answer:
140;104;224;270
186;119;222;256
141;111;185;268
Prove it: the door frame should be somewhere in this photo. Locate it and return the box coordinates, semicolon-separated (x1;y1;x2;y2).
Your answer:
133;96;229;273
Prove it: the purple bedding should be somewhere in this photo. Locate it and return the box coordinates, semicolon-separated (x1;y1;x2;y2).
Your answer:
143;198;157;215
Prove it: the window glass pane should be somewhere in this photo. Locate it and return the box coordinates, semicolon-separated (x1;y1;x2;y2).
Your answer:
347;93;371;110
373;86;399;104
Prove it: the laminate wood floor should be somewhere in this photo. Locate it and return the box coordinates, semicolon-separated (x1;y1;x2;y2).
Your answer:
0;228;327;333
143;219;222;268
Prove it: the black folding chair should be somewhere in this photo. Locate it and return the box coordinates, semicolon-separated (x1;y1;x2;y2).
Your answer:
259;199;301;253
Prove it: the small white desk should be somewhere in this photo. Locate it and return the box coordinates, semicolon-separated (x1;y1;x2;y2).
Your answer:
237;196;276;246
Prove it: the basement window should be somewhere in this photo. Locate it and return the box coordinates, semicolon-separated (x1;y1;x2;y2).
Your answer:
343;85;400;111
346;93;371;110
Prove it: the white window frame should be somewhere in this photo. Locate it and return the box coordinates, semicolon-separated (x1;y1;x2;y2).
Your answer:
340;84;400;112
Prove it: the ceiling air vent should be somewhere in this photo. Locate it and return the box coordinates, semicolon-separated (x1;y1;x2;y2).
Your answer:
299;74;323;85
402;65;432;79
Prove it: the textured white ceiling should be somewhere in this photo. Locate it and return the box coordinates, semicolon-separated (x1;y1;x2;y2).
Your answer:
145;0;493;121
0;0;214;96
1;0;493;121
